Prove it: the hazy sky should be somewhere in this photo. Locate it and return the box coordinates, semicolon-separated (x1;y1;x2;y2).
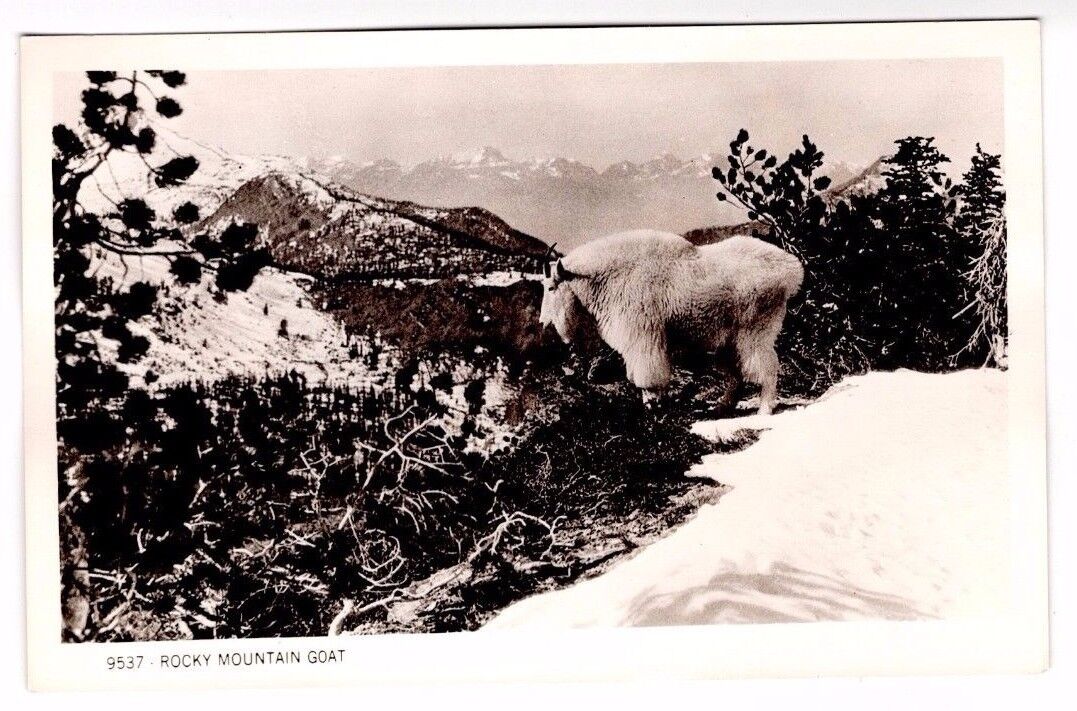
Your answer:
55;59;1003;171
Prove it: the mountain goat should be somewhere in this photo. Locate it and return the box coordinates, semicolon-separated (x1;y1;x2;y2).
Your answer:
539;229;803;415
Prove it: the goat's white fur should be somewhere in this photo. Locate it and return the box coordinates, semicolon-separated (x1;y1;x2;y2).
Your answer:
539;229;803;414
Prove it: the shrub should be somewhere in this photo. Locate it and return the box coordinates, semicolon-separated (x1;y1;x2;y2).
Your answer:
58;362;728;640
711;130;1006;393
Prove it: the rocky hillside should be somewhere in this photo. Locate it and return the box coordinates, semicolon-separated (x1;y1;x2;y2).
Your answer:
75;124;303;220
683;220;770;246
87;243;389;389
197;172;549;280
827;157;887;202
75;126;549;280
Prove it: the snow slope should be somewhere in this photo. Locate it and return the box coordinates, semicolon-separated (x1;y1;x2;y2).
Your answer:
90;246;394;388
89;249;521;449
78;125;302;220
485;369;1010;628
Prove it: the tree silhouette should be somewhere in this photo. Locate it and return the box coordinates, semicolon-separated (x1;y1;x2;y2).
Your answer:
53;70;267;413
869;137;966;369
711;130;830;256
54;72;270;638
711;131;998;389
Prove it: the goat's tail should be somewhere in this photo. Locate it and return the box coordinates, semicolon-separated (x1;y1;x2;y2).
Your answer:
779;254;806;300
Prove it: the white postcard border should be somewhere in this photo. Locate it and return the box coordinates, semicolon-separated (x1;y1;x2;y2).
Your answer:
21;21;1047;690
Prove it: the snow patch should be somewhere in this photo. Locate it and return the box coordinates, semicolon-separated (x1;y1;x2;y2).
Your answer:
456;271;542;287
485;369;1011;628
88;247;391;388
370;277;440;290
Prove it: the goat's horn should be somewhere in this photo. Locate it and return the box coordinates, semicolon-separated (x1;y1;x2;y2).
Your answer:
543;242;558;262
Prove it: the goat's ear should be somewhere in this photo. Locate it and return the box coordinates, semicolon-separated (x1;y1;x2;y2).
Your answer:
554;259;578;282
542;260;552;278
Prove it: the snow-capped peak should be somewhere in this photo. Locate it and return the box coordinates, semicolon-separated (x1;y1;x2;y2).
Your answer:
470;146;509;166
363;157;402;169
74;123;304;219
445;146;511;168
644;152;686;170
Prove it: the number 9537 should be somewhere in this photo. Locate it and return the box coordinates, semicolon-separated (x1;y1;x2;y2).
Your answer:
106;655;143;670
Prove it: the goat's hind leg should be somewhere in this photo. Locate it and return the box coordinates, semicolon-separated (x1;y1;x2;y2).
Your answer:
756;349;779;415
736;333;780;416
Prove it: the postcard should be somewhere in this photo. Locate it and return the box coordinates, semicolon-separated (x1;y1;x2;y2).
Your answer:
21;21;1046;689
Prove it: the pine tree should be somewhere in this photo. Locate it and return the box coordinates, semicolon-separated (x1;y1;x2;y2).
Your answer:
870;136;966;370
955;144;1005;236
54;73;269;639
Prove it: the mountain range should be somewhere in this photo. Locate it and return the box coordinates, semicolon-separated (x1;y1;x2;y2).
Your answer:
198;172;548;280
305;148;882;250
81;125;885;278
79;127;550;280
79;126;886;390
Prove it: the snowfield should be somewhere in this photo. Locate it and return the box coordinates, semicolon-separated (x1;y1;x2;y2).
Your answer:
485;368;1010;628
89;247;394;388
88;250;526;448
77;125;304;220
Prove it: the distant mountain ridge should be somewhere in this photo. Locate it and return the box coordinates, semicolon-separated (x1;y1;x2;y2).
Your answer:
307;148;734;249
75;125;551;281
198;172;548;280
827;157;887;200
682;221;770;246
78;124;883;266
308;148;881;250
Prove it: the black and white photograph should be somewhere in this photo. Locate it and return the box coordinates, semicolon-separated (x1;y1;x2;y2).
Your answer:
19;21;1048;689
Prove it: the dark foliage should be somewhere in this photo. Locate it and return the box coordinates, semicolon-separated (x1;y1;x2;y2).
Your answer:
155;97;183;119
59;368;726;640
711;129;1006;392
53;70;266;415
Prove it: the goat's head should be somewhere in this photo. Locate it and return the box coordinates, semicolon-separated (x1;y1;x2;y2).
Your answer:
538;243;583;344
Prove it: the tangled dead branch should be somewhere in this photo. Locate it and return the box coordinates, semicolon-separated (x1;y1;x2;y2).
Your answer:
960;216;1008;366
